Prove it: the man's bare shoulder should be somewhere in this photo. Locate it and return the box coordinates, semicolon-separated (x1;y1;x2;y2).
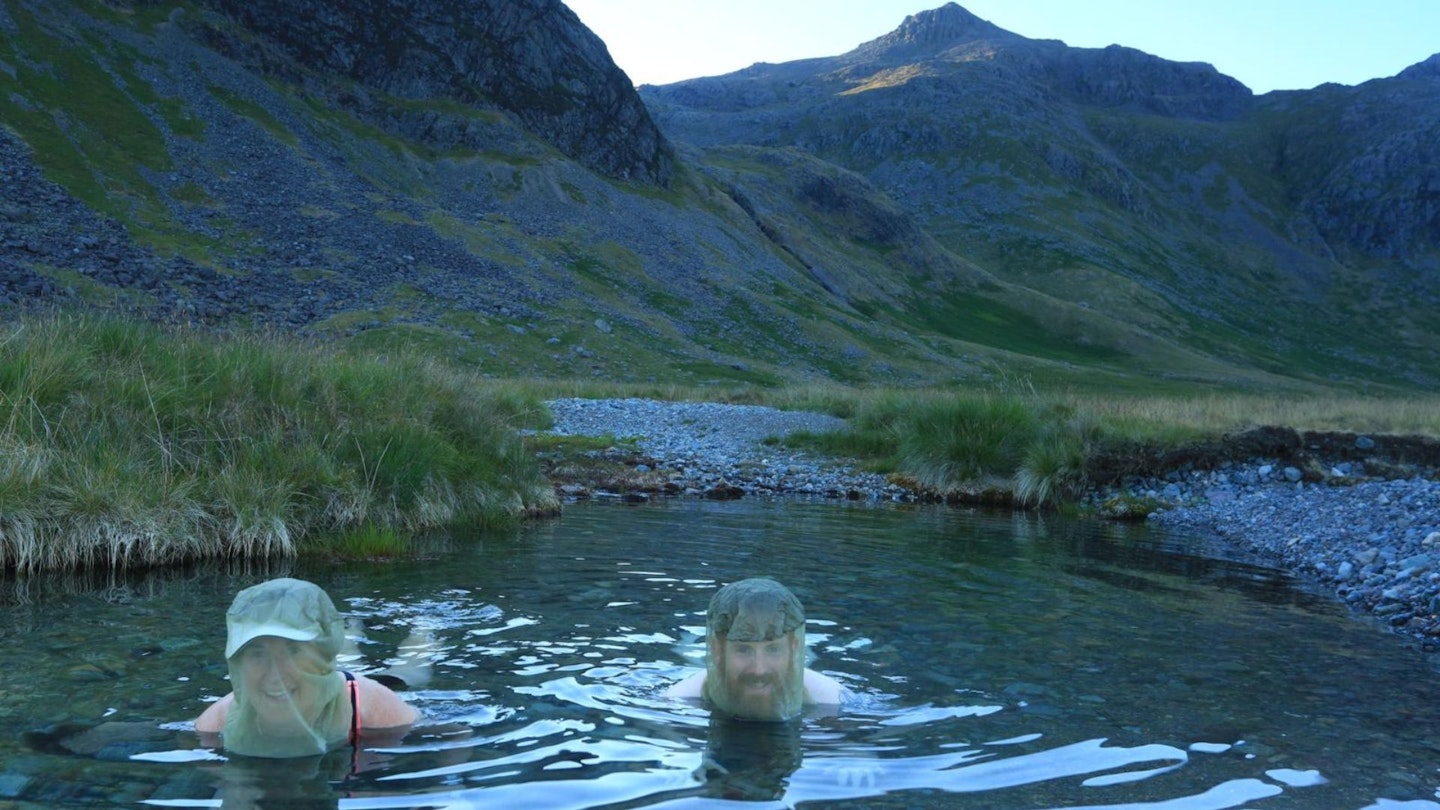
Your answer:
664;669;844;706
804;669;845;704
665;670;706;699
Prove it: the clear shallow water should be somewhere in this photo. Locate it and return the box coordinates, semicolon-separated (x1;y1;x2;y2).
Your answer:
1;499;1438;809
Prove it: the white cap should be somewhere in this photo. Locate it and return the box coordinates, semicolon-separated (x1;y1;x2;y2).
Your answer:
224;578;344;659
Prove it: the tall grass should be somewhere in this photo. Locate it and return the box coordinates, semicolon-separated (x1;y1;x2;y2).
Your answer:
812;391;1089;502
512;374;1440;437
0;312;557;572
896;396;1038;486
781;386;1440;507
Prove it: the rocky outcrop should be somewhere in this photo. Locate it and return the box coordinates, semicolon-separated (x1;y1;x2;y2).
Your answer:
1049;44;1252;120
846;2;1023;62
193;0;674;184
1397;53;1440;80
1270;76;1440;270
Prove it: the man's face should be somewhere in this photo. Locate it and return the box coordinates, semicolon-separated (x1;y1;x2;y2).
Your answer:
716;634;796;718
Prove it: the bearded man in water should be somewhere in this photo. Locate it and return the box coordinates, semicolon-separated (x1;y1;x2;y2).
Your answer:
667;578;843;720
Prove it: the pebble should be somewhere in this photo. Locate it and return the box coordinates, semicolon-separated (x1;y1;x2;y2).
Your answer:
544;398;1440;650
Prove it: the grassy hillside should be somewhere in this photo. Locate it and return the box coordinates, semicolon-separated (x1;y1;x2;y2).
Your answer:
0;1;1436;396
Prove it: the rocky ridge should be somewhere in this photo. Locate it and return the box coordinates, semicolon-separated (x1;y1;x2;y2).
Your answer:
192;0;673;184
641;4;1440;384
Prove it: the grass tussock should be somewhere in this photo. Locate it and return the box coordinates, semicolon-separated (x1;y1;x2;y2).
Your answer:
0;312;558;572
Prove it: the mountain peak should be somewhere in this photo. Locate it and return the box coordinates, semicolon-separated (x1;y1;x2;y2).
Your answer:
850;3;1021;60
1397;52;1440;80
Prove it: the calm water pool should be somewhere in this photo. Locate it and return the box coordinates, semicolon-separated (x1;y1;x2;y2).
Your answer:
1;499;1437;809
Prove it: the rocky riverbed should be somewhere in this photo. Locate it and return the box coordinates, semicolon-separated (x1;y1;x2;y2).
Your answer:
540;397;1440;653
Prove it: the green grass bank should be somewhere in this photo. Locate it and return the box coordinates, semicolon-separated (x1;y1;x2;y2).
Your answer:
0;312;558;572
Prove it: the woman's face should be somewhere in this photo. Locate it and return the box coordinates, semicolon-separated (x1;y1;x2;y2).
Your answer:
234;636;329;726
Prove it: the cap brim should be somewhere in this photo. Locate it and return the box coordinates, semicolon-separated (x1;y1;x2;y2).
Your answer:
225;621;321;658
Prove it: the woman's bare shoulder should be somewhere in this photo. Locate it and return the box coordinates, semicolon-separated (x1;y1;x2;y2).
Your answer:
194;693;234;733
355;674;422;727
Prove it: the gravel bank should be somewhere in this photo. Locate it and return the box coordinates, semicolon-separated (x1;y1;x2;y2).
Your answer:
1145;476;1440;651
542;398;909;500
543;398;1440;651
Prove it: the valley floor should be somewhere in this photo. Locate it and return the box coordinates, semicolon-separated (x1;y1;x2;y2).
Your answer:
541;398;1440;655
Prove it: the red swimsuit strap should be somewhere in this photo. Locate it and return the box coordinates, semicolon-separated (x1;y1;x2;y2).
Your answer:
343;671;360;745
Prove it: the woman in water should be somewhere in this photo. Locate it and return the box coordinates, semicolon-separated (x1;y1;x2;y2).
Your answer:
195;577;420;758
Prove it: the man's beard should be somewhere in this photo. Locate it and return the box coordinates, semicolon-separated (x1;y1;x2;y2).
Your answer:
705;629;808;721
721;669;794;719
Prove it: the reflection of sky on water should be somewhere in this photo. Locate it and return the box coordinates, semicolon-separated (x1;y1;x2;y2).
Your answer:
136;735;1317;810
5;500;1440;808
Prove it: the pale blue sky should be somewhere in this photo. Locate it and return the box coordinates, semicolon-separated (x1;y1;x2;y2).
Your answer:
562;0;1440;94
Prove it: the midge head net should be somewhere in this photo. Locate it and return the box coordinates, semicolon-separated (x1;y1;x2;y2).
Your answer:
220;578;352;758
702;578;808;721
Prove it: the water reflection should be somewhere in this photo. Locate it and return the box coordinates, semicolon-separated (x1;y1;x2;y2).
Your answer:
697;717;803;800
2;500;1439;809
194;753;353;810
